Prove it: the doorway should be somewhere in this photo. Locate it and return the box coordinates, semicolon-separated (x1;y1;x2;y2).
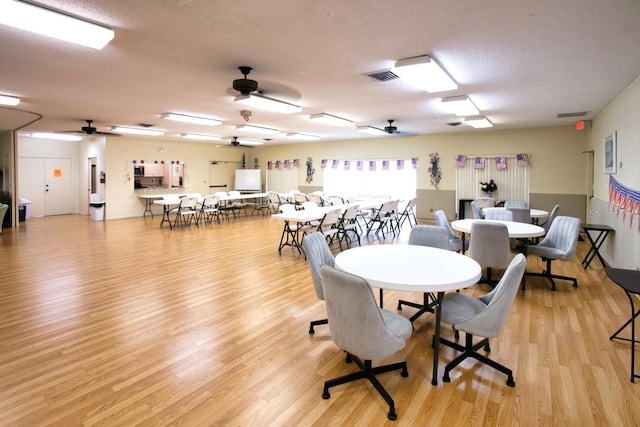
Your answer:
18;157;73;217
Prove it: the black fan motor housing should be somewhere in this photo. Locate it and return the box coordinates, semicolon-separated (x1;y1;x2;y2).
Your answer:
233;78;258;95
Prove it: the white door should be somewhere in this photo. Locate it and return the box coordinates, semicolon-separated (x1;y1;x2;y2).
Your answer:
18;157;73;217
209;161;239;192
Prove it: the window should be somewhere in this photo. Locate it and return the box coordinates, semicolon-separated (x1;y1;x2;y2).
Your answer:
323;159;416;200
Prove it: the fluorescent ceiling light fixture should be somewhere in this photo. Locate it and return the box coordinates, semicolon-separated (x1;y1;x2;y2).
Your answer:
236;138;264;146
0;94;20;106
465;116;493;128
0;0;115;50
441;95;480;116
393;55;458;93
234;93;301;114
180;133;221;141
235;124;279;135
161;113;221;126
27;132;82;141
285;132;319;140
111;126;164;136
356;126;387;136
309;113;353;127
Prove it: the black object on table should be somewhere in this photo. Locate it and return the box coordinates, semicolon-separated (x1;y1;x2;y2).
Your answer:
581;224;614;269
606;267;640;383
457;198;473;219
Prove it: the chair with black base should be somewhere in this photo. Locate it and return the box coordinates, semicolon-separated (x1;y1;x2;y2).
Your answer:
524;215;581;291
320;264;412;421
301;232;335;334
470;200;483;219
434;209;467;252
467;221;512;285
397;225;450;322
541;204;560;233
439;253;527;386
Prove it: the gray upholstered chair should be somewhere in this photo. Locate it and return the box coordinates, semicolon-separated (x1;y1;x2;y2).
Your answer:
467;221;513;285
434;209;467;252
301;232;335;334
397;225;450;322
504;200;527;208
524;215;581;291
541;204;560;233
506;207;531;223
320;265;412;421
439;253;527;386
484;209;513;221
470;200;483;219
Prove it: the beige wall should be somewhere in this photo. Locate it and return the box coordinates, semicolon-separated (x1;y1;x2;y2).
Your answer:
254;125;587;194
104;136;246;219
586;74;640;270
253;125;588;220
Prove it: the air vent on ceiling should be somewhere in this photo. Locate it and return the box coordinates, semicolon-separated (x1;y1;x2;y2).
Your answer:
366;70;399;82
557;111;589;118
447;122;463;126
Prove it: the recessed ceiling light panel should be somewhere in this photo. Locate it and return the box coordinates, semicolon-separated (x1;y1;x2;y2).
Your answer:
0;0;115;49
0;94;20;106
111;126;165;136
161;113;221;126
393;55;458;93
309;113;353;127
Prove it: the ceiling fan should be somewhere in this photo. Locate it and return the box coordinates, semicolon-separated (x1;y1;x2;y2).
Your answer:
59;119;121;136
217;136;259;148
384;119;415;136
232;66;259;95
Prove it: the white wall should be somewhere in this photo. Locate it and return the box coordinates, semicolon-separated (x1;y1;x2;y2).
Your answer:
587;74;640;270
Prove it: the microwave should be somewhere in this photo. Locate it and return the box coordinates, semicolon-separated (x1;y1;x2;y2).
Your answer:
134;166;144;175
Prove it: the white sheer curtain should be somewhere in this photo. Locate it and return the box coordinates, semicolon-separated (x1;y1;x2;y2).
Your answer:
265;161;299;193
323;159;416;200
455;155;530;208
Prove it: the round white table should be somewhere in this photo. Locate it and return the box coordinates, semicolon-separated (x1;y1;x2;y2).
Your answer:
482;207;548;222
335;244;481;386
451;219;545;238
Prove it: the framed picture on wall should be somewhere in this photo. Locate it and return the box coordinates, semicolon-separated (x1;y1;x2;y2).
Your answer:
603;131;617;174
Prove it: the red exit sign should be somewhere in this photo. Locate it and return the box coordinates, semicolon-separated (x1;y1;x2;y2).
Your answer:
576;120;591;131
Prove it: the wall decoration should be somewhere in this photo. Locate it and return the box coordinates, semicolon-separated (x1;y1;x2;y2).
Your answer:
517;153;529;166
604;131;617;174
480;179;498;196
609;175;640;228
495;156;507;170
455;155;467;167
428;152;441;188
306;157;315;183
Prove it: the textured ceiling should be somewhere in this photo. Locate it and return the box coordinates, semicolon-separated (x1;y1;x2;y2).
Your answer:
1;0;639;145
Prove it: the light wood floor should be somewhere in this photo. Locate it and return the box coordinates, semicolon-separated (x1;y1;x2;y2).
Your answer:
0;212;639;426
